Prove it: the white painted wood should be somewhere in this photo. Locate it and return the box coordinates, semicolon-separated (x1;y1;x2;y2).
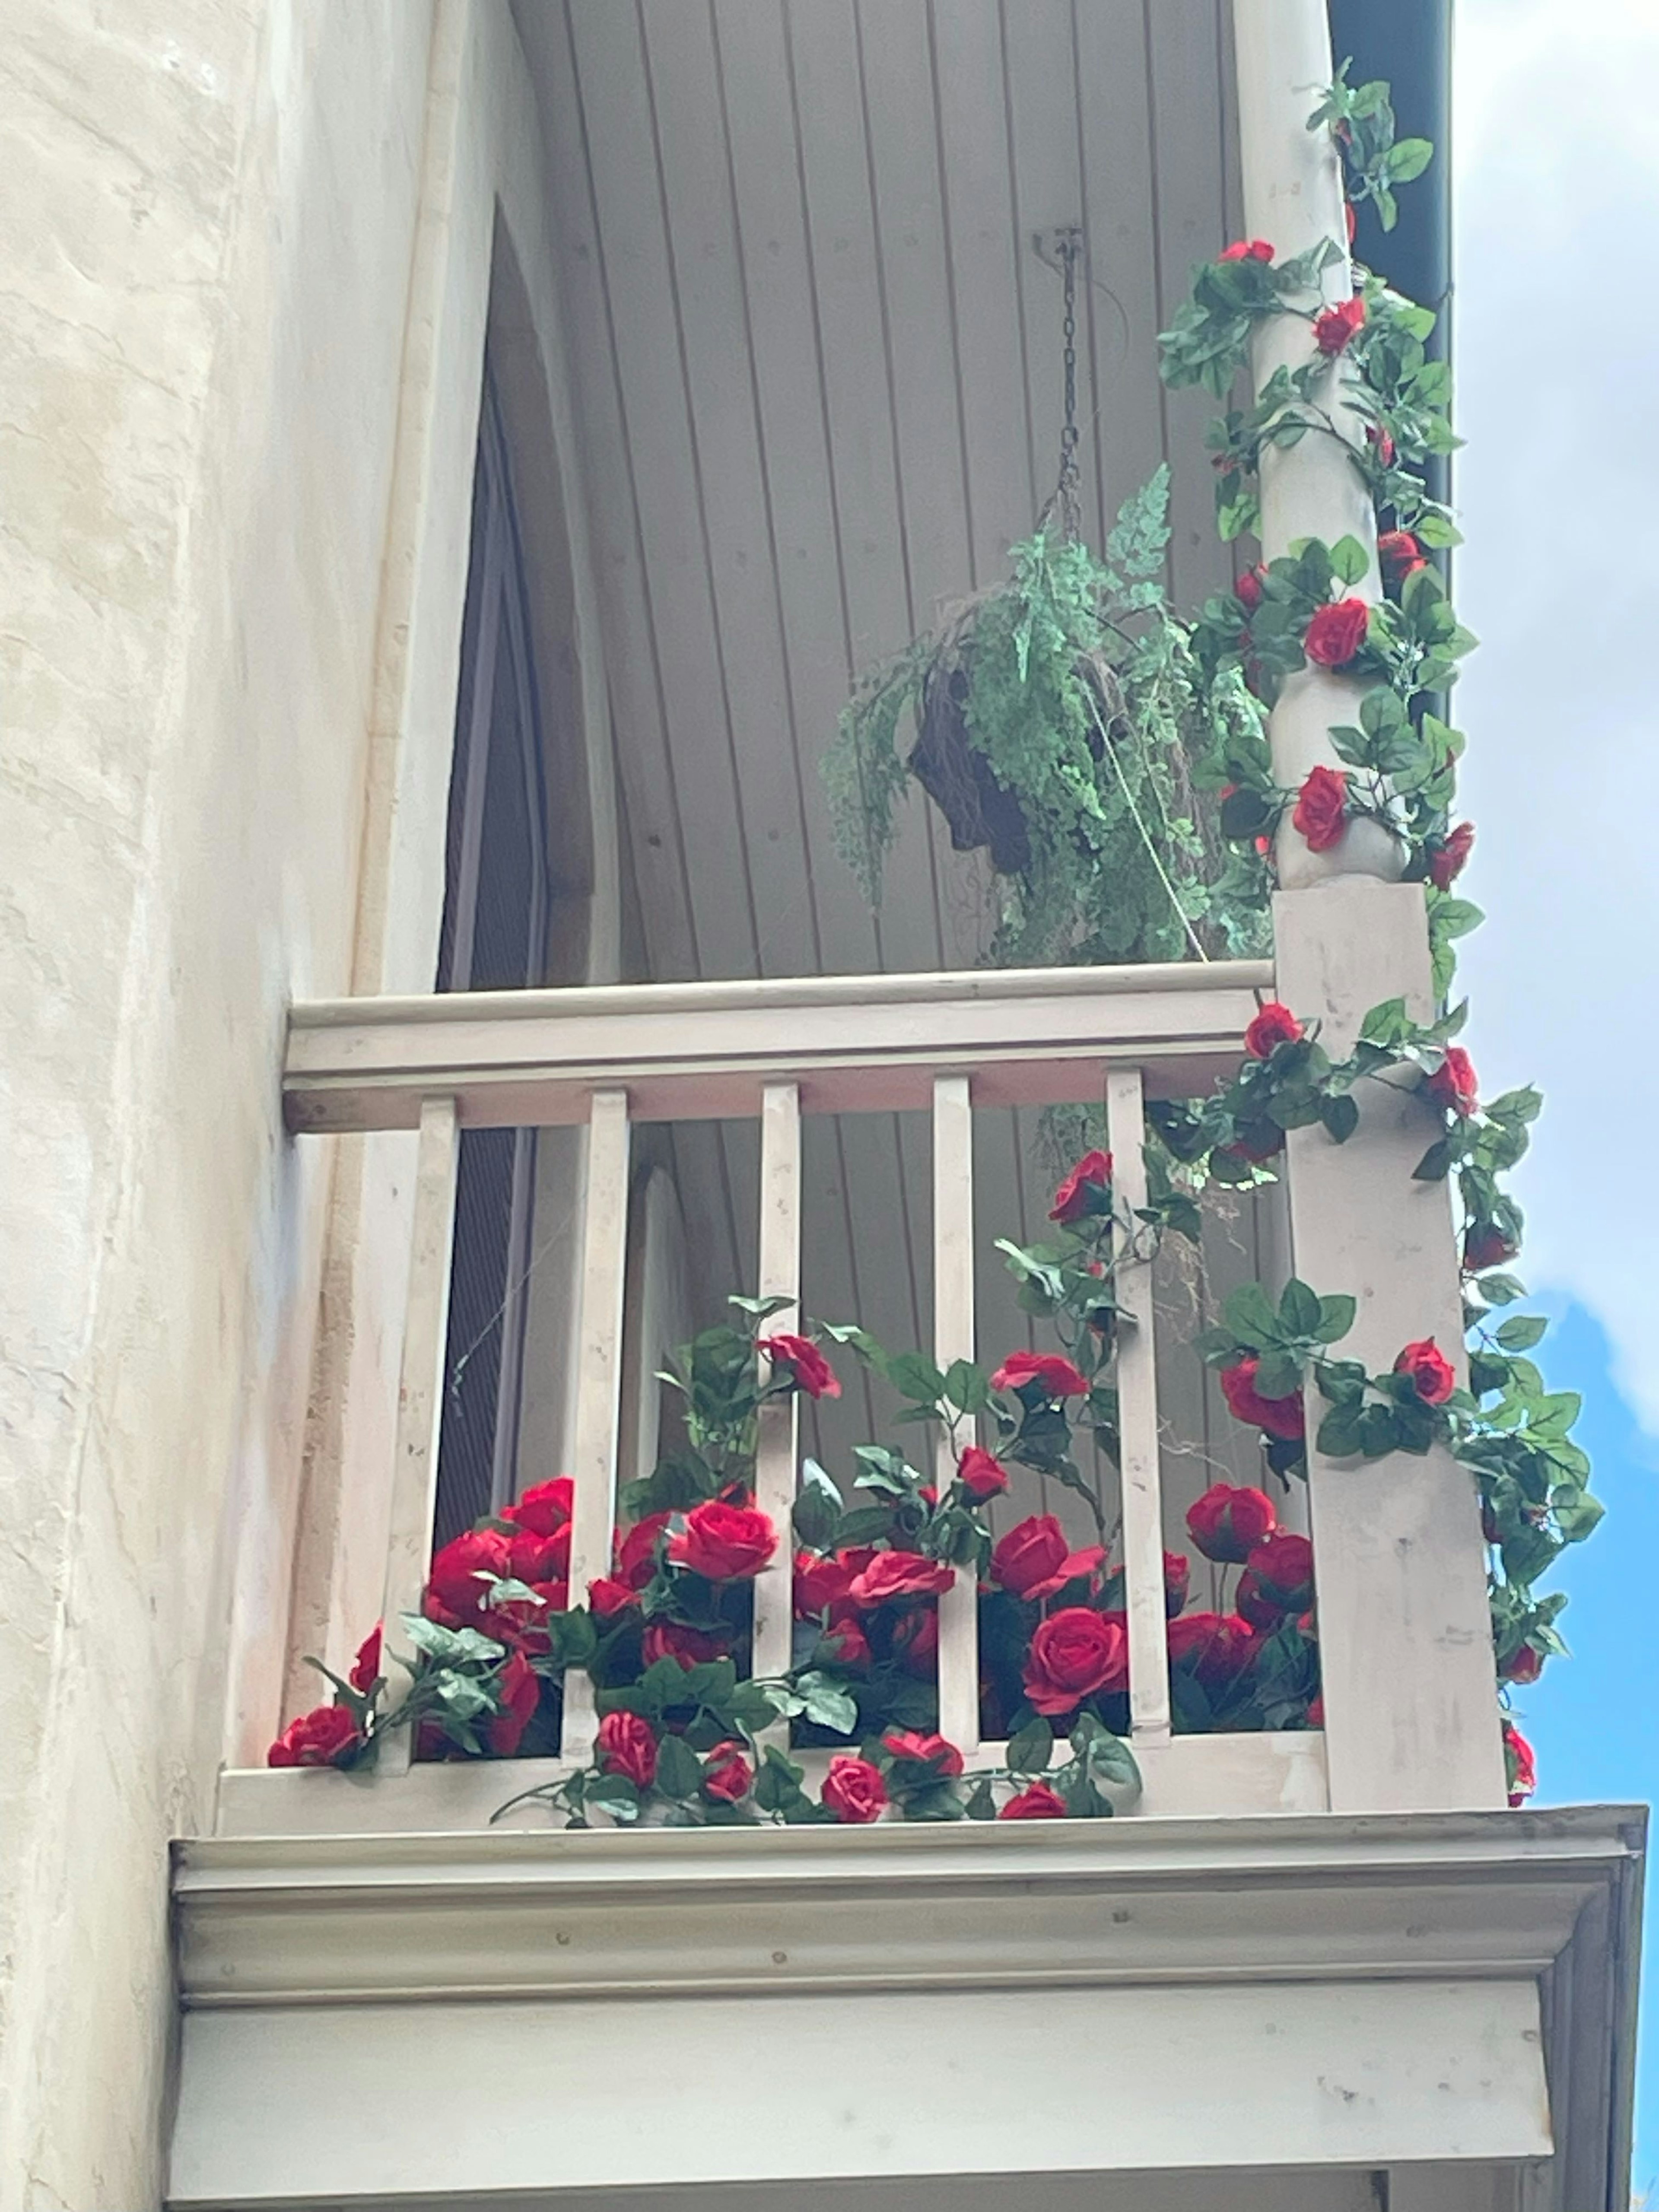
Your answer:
931;1076;978;1754
283;958;1272;1131
375;1095;459;1777
1274;885;1507;1815
1231;0;1394;883
560;1090;633;1764
1106;1068;1171;1746
751;1083;801;1691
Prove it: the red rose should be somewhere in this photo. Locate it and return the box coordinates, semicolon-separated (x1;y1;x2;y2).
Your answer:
1429;820;1475;890
268;1703;361;1769
1303;598;1369;670
423;1528;513;1629
1049;1149;1113;1225
487;1649;540;1756
588;1574;639;1618
617;1512;670;1590
1367;423;1396;466
1500;1643;1543;1687
957;1445;1010;1500
1313;294;1365;355
702;1740;753;1803
820;1617;873;1672
1291;763;1351;852
1503;1718;1537;1807
881;1729;964;1777
1166;1611;1257;1688
794;1548;854;1616
668;1499;778;1582
1185;1482;1277;1565
1163;1551;1190;1618
1395;1337;1456;1405
848;1550;954;1606
348;1625;382;1694
990;1351;1089;1398
1306;1693;1326;1727
503;1476;573;1536
991;1513;1106;1600
1246;1530;1314;1610
1021;1606;1128;1716
508;1523;571;1586
1220;1357;1305;1441
1218;238;1274;264
642;1618;731;1670
998;1780;1068;1820
1426;1045;1478;1117
1463;1224;1516;1275
822;1754;887;1823
595;1709;658;1789
1378;529;1426;582
758;1332;841;1399
1234;566;1265;613
890;1606;938;1677
1244;1000;1303;1058
1235;1570;1282;1630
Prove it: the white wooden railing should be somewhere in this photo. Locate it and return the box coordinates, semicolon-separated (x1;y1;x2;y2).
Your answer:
277;957;1337;1812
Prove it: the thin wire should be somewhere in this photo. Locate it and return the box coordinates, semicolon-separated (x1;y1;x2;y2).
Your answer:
1087;690;1211;963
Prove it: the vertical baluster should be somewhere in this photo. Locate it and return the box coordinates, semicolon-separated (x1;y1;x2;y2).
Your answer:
751;1084;801;1700
1105;1069;1172;1747
560;1090;633;1764
377;1096;460;1777
932;1075;980;1755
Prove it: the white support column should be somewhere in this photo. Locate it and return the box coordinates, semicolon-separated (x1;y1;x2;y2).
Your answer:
560;1090;633;1765
376;1095;459;1777
750;1084;801;1693
932;1076;979;1755
1105;1070;1171;1748
1233;0;1395;886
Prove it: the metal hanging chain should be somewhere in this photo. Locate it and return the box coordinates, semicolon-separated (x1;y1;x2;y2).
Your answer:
1035;225;1085;542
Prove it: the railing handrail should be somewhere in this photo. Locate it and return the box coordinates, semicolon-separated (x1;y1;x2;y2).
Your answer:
283;957;1273;1131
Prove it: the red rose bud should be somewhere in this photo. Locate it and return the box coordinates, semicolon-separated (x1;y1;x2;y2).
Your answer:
956;1445;1010;1500
502;1475;573;1536
507;1523;570;1586
1462;1224;1517;1275
1219;1357;1306;1441
267;1702;362;1769
846;1550;954;1606
998;1780;1068;1820
486;1648;540;1757
820;1617;873;1672
1429;820;1475;891
1378;529;1426;582
1244;1000;1303;1058
1246;1530;1314;1611
667;1499;778;1582
1234;565;1265;612
793;1548;853;1617
822;1754;887;1823
1500;1644;1544;1687
1021;1605;1128;1715
423;1528;513;1630
1303;597;1370;669
616;1512;670;1589
1291;763;1350;852
890;1605;939;1678
587;1574;639;1618
1367;422;1396;467
1235;1570;1284;1631
1163;1550;1191;1618
881;1729;965;1777
1426;1044;1478;1118
1185;1482;1277;1565
1049;1148;1113;1225
1344;200;1357;245
641;1618;730;1670
1166;1611;1258;1688
758;1332;840;1399
1503;1718;1537;1807
1218;237;1274;264
702;1740;753;1803
1395;1337;1456;1405
1305;1693;1325;1727
348;1625;382;1694
991;1513;1106;1600
990;1350;1089;1398
1313;294;1365;356
595;1709;659;1789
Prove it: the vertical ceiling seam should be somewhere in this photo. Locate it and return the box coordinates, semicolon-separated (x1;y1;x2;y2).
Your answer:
996;0;1041;526
1138;0;1178;606
1070;0;1109;548
924;0;979;578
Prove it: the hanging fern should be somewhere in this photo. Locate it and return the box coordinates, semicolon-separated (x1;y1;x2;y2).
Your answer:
823;467;1271;964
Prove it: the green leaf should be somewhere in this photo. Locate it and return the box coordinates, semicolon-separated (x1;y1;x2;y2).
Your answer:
584;1774;642;1821
1494;1315;1548;1353
1221;1279;1281;1348
654;1733;703;1801
1278;1278;1322;1338
943;1358;992;1415
1005;1717;1055;1776
1314;1294;1357;1345
1319;1093;1360;1144
1413;1139;1452;1182
1385;136;1434;182
796;1670;859;1737
1328;533;1370;586
1477;1272;1528;1306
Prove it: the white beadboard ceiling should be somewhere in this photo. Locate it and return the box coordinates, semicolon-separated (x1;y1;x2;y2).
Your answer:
514;0;1248;1508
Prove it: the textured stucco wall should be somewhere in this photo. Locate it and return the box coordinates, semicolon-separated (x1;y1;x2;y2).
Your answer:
0;3;435;2201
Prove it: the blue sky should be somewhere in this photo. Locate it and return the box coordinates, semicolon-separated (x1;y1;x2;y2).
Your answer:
1454;0;1659;2183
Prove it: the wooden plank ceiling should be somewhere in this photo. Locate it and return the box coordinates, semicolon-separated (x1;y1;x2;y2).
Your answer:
515;0;1244;1506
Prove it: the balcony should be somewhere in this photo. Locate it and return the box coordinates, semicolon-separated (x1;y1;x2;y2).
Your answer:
169;950;1643;2210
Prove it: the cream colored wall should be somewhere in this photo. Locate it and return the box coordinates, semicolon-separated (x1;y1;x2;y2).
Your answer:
0;1;616;2202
